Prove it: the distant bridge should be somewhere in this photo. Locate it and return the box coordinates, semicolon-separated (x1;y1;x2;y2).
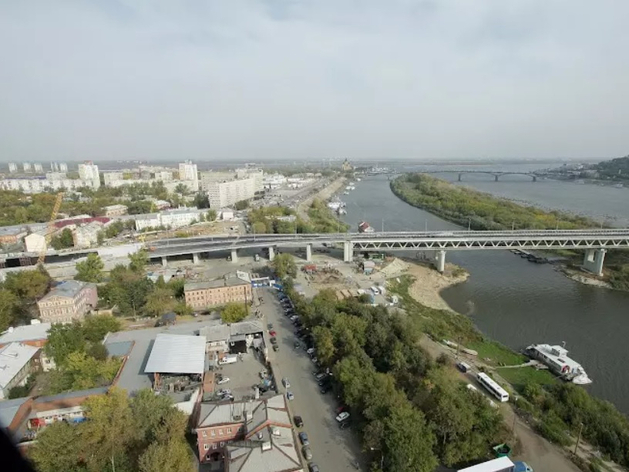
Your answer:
366;170;540;182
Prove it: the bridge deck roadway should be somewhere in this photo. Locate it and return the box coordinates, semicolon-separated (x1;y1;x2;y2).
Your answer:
146;229;629;258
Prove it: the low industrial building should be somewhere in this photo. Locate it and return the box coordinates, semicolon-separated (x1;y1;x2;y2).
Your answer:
24;232;47;253
0;227;27;245
184;272;253;311
0;343;40;400
37;280;98;324
135;207;205;231
144;333;206;391
0;322;51;349
72;221;105;248
195;394;301;471
102;204;128;217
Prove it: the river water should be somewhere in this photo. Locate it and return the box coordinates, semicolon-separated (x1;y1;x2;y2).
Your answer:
339;172;629;414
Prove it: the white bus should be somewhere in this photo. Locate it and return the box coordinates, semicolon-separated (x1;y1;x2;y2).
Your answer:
477;373;509;402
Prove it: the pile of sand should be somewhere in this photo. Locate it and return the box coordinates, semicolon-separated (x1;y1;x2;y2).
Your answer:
380;258;410;277
405;261;469;311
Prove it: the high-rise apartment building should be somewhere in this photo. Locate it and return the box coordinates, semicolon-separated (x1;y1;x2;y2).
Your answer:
78;161;101;188
178;160;199;191
8;163;17;173
33;163;43;173
23;163;32;172
206;177;256;208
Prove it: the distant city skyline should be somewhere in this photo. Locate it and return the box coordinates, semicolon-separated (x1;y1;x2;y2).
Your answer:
1;2;627;161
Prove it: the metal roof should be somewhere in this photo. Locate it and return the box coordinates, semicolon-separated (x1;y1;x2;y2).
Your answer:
0;397;30;428
0;343;40;389
144;333;206;374
458;457;515;472
0;323;51;345
39;280;91;302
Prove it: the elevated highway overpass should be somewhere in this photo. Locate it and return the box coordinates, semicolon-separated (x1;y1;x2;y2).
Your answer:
146;229;629;276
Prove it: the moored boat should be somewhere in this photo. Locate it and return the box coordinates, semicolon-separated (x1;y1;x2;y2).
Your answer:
524;343;592;384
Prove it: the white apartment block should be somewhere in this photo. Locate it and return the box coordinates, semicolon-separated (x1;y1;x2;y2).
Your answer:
33;163;43;173
59;163;68;172
178;161;198;191
207;177;256;208
0;177;100;194
72;222;104;248
135;208;205;231
45;172;67;181
8;163;18;173
102;204;128;217
200;171;237;191
154;171;173;181
78;161;100;188
236;168;264;192
103;171;124;185
23;163;32;172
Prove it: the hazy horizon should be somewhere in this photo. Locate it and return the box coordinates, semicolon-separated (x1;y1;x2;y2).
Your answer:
1;1;628;162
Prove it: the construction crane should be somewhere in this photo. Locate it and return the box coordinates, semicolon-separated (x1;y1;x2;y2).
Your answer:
37;192;64;265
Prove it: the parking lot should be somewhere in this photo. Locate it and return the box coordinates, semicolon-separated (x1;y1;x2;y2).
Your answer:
212;352;267;401
261;289;366;471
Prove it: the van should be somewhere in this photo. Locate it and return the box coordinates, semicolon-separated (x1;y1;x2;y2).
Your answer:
219;354;238;365
370;286;380;295
456;361;471;373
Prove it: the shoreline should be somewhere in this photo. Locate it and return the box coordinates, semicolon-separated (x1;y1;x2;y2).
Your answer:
297;176;346;221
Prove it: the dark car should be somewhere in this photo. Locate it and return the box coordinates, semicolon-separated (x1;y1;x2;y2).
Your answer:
298;432;309;446
320;385;331;394
318;378;332;387
294;341;301;349
339;421;351;430
270;337;277;344
267;323;273;330
273;344;280;352
294;415;304;427
308;463;320;472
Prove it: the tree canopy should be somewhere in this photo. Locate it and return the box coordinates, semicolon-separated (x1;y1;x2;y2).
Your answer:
75;253;105;283
220;302;248;323
272;253;297;279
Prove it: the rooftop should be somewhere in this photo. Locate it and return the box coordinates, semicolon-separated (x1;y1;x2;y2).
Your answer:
458;457;515;472
185;273;250;292
39;280;91;302
0;343;40;389
0;323;51;345
197;320;263;343
144;333;206;375
0;396;30;429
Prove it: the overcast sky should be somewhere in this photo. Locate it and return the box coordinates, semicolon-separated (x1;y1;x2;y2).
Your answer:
0;1;627;162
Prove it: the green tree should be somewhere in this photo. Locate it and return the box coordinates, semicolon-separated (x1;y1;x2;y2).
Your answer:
50;228;74;249
128;250;149;273
144;287;176;317
28;421;85;472
383;403;437;472
3;268;51;304
173;302;193;317
138;439;192;472
192;192;210;209
83;315;121;342
234;199;249;210
272;253;297;279
220;302;248;323
131;389;175;445
81;388;136;472
45;322;87;366
312;326;336;365
0;289;18;332
75;253;105;283
174;183;189;196
206;209;217;221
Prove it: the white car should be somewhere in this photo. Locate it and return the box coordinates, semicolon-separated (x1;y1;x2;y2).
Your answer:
306;347;315;355
218;389;232;396
282;377;290;388
286;391;295;401
335;412;350;423
217;377;230;385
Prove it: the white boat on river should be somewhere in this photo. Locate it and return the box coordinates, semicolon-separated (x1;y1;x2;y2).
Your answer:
525;343;592;385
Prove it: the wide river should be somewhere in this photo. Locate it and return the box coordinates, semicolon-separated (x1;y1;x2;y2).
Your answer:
339;168;629;413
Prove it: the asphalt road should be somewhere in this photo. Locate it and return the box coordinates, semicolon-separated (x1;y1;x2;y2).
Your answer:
261;289;366;472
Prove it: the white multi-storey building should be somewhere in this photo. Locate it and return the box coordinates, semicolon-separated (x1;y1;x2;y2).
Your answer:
33;163;43;173
200;171;237;191
206;177;256;208
236;168;264;192
178;161;198;191
45;172;67;181
8;163;18;173
59;163;68;172
103;171;124;185
134;208;205;231
154;171;173;181
78;161;100;188
23;163;32;172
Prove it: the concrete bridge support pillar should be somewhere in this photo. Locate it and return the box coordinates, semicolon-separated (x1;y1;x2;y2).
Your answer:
343;241;354;263
268;247;275;261
231;249;238;263
306;244;312;262
583;249;606;276
161;256;168;268
494;174;500;182
532;175;537;182
435;250;446;273
458;173;462;182
192;253;199;264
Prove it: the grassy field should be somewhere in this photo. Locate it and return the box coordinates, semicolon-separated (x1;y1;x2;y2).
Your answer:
496;366;558;391
468;340;527;366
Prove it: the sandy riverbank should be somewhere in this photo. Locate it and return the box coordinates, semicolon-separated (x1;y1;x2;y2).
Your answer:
558;266;614;289
297;176;346;221
402;259;469;311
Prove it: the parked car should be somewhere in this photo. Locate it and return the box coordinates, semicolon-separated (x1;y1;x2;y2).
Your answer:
315;372;327;381
308;463;320;472
320;385;331;394
282;377;290;388
294;341;301;349
299;432;309;446
306;347;315;355
318;378;331;387
294;415;304;427
218;389;232;396
302;446;313;460
270;337;277;344
336;405;348;415
336;412;350;423
339;421;351;430
269;330;277;337
217;377;230;385
286;391;294;401
267;323;273;330
273;344;280;352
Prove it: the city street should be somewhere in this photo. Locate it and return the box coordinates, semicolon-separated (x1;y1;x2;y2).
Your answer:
261;289;366;472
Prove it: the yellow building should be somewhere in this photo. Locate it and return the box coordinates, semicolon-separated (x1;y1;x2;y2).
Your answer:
184;273;252;310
